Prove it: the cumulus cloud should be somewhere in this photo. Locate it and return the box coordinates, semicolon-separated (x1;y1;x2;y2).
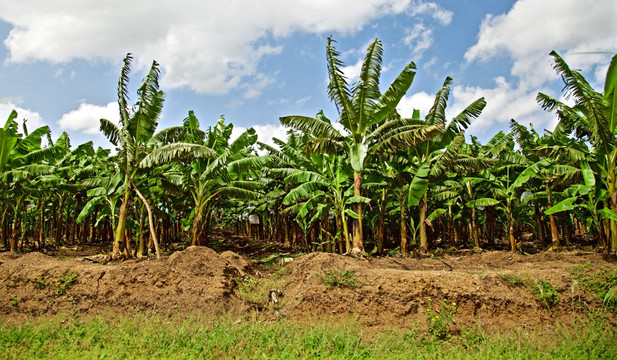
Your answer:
448;78;554;136
0;102;45;130
396;91;435;118
341;59;363;84
0;0;420;98
460;0;617;136
231;123;290;152
409;1;453;25
403;24;433;60
58;102;119;134
465;0;617;89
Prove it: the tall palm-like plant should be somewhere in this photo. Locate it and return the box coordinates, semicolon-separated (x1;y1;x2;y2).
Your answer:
1;110;58;252
405;78;488;253
281;37;439;255
100;53;165;258
537;51;617;251
140;112;267;246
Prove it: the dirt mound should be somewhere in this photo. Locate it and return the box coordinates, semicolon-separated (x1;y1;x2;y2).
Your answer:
0;247;250;323
278;251;617;333
1;248;616;333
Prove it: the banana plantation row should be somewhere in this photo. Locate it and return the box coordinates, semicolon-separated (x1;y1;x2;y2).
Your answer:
2;38;617;257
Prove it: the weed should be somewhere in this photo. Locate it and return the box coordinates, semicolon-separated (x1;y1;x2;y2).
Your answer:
499;274;526;287
459;325;486;349
318;270;358;288
424;298;458;341
533;280;560;307
55;269;78;296
568;263;617;310
28;276;49;290
500;274;560;307
10;297;20;307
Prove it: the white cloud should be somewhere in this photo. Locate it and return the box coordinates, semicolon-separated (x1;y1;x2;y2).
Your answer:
403;24;433;60
295;96;312;106
409;1;453;25
341;59;363;84
460;0;617;138
58;102;119;134
231;123;290;152
449;77;554;137
397;91;434;118
465;0;617;89
0;102;45;130
0;0;415;97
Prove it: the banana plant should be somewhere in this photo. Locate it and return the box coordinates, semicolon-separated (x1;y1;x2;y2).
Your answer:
281;37;440;255
537;51;617;252
99;53;166;258
140;113;268;246
405;77;488;253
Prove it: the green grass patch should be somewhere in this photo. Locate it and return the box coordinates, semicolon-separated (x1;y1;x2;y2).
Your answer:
0;314;616;359
499;273;560;307
318;269;359;288
568;262;617;310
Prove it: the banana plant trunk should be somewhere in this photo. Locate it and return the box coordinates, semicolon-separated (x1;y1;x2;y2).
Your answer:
377;189;387;253
131;180;161;259
191;204;204;246
114;179;131;254
419;193;428;254
471;205;480;249
611;181;617;252
352;171;364;255
400;191;408;255
546;186;560;248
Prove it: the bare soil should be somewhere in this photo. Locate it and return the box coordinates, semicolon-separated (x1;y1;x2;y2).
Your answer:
1;240;616;334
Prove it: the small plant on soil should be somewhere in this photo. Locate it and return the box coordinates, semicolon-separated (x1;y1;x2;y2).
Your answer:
55;269;78;296
533;280;560;307
424;298;458;340
500;274;560;307
499;274;526;287
568;263;617;310
318;270;358;288
28;276;49;290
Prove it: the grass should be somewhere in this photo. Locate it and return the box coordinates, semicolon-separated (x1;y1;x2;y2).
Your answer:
235;270;289;307
318;269;359;288
568;262;617;310
0;313;616;359
499;274;560;307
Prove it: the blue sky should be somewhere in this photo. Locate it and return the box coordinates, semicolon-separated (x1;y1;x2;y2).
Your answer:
0;0;616;149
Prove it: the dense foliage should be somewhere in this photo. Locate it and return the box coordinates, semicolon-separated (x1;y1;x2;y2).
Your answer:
1;40;617;256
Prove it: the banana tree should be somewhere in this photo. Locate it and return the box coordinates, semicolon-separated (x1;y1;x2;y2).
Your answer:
140;113;268;246
405;77;488;254
1;110;58;252
537;51;617;251
281;37;440;255
100;53;166;258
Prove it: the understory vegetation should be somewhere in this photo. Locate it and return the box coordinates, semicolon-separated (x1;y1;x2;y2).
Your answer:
0;314;615;359
1;39;617;258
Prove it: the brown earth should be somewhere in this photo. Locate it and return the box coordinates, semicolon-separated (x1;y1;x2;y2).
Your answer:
1;244;616;334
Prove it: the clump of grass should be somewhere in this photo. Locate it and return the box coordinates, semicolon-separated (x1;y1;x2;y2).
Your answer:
28;276;49;290
533;280;560;307
499;273;560;307
318;270;358;288
55;269;78;296
568;262;617;310
499;274;526;287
